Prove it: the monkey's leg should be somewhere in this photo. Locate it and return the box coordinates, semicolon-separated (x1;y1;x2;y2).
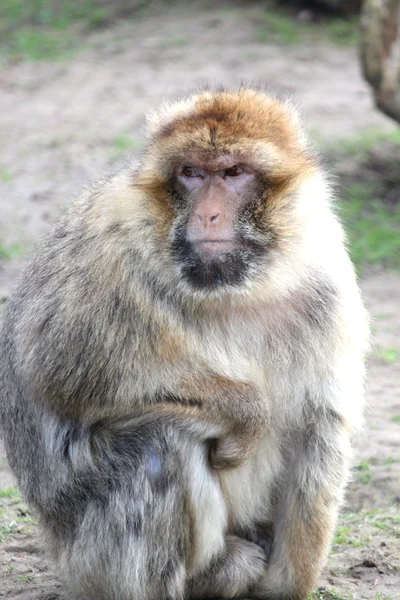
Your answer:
25;415;263;600
46;421;197;600
82;418;266;600
253;406;352;600
7;416;221;600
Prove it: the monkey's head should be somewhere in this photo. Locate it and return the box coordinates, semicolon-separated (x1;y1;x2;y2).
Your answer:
139;88;326;295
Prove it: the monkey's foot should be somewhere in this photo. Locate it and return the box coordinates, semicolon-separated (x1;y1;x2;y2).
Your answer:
188;535;266;599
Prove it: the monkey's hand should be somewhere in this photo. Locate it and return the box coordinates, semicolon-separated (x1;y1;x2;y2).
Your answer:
207;398;270;470
147;381;270;470
209;432;256;470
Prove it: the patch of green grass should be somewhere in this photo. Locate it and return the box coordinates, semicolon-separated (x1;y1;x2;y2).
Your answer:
359;471;372;484
11;27;73;60
334;127;400;157
374;348;399;364
363;455;400;467
161;36;188;49
355;460;371;471
257;12;303;44
338;183;400;271
374;312;389;320
0;240;25;260
0;0;111;30
315;127;400;156
335;509;400;555
367;508;400;539
0;487;21;500
385;456;400;465
308;588;347;600
0;0;112;60
110;133;143;161
0;488;38;540
333;525;364;548
0;520;18;542
392;415;400;424
325;18;359;47
16;514;35;525
371;520;390;531
17;574;35;584
0;165;13;181
354;460;374;483
256;4;359;48
16;505;36;525
326;127;400;272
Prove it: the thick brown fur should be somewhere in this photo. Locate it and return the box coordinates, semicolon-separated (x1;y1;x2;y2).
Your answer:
0;87;369;600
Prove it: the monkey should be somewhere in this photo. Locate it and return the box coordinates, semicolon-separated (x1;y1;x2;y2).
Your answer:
0;87;369;600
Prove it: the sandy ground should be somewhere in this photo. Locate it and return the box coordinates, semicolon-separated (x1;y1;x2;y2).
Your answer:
0;5;399;599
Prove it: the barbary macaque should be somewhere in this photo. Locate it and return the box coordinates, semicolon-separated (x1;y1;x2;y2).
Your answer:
0;88;369;600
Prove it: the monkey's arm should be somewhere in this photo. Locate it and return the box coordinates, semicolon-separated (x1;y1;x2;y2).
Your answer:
256;386;359;599
155;384;269;469
106;374;270;470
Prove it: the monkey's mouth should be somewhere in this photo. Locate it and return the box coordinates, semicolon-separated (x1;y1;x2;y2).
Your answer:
172;232;265;291
193;239;236;255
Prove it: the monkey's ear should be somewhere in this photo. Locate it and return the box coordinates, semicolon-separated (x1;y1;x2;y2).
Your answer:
280;97;310;150
261;91;309;151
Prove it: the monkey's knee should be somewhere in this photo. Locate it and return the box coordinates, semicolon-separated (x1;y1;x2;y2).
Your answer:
56;438;191;600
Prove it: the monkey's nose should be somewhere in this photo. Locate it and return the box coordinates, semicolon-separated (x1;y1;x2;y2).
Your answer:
196;212;220;226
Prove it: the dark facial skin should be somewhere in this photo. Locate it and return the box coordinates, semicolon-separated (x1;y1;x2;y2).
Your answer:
171;158;268;290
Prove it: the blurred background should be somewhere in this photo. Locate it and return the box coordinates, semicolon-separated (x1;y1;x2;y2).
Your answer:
0;2;399;600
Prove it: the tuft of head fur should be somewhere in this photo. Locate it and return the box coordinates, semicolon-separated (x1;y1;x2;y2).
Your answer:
143;87;314;183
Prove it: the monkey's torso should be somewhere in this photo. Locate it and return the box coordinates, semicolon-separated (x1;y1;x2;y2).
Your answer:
4;206;345;427
3;198;361;480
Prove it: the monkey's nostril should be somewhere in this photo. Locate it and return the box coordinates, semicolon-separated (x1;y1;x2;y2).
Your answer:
196;213;220;225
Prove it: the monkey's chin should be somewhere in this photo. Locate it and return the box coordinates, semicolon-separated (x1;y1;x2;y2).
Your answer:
172;229;267;292
183;255;249;290
173;241;251;291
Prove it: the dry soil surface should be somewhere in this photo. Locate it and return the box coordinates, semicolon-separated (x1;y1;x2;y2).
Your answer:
0;6;399;600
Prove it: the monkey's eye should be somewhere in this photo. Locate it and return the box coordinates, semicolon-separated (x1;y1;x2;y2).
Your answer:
224;166;244;177
181;165;203;178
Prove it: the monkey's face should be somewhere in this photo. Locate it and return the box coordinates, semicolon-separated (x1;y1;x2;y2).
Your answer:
170;159;270;291
142;89;318;294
